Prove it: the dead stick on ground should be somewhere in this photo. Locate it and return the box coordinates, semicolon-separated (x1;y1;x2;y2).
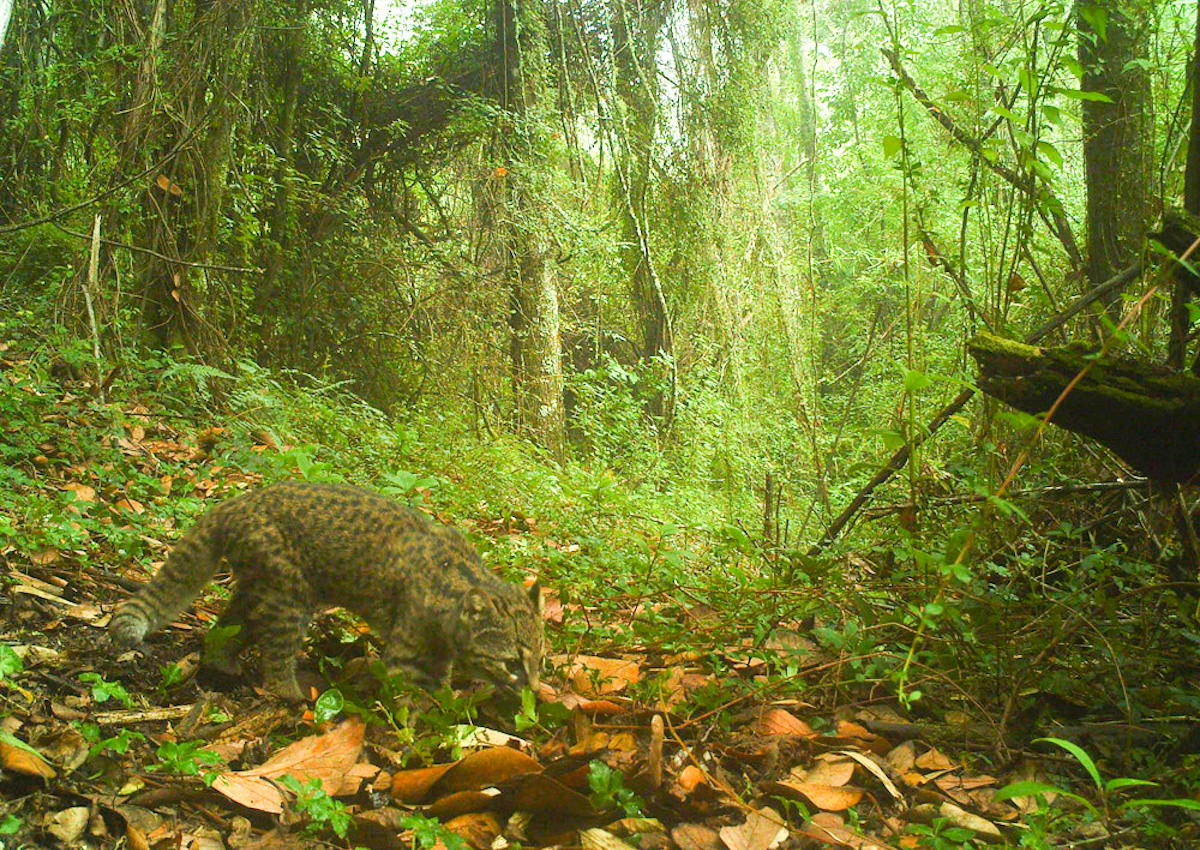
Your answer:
93;705;197;725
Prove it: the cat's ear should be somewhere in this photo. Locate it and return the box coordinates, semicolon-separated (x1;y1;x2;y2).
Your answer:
529;582;546;616
461;587;495;621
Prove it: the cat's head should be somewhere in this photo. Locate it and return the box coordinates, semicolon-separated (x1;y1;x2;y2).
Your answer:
455;582;545;690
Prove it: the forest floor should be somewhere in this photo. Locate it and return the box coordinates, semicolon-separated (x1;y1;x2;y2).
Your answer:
1;352;1193;850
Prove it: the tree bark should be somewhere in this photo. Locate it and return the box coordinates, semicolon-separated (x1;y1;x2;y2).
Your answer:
968;331;1200;483
1078;0;1153;307
496;0;565;459
612;0;672;423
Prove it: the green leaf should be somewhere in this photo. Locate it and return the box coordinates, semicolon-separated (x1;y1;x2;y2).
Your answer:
0;644;23;679
1056;87;1114;103
933;24;967;34
1036;140;1062;166
881;135;903;159
314;688;344;725
1125;797;1200;811
1105;777;1157;792
1034;737;1102;790
0;814;21;836
903;368;932;392
1079;4;1107;40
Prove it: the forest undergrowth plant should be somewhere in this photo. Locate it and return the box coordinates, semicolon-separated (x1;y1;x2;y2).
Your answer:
994;738;1200;844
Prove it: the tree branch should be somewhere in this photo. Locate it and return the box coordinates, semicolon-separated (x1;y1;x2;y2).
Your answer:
882;47;1082;269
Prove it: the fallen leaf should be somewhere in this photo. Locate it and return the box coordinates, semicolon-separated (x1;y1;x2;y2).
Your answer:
915;748;953;771
435;746;542;795
427;789;500;820
62;482;97;502
445;812;502;850
766;780;863;811
0;734;56;779
754;707;816;738
46;807;89;844
719;807;788;850
507;772;596;817
677;765;708;793
29;548;60;565
564;655;642;696
799;812;899;849
212;717;365;813
791;756;855;786
391;763;455;804
837;750;902;800
672;824;723;850
582;828;639;850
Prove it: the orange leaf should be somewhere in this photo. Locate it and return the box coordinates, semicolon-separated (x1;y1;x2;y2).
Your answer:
565;656;641;697
799;812;900;850
766;781;863;812
719;807;788;850
434;746;542;795
754;707;816;738
211;718;365;813
391;763;455;804
0;738;56;779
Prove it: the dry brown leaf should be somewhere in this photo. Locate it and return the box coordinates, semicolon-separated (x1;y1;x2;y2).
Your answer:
62;482;97;502
0;737;56;779
125;823;150;850
754;707;816;738
444;812;502;850
434;746;542;795
677;765;708;793
212;717;365;813
883;740;917;774
799;812;900;850
565;655;642;696
916;803;1002;840
672;824;723;850
915;748;953;771
427;789;500;820
791;756;855;787
836;750;902;800
46;807;89;844
581;828;639;850
507;772;597;817
391;763;455;803
766;780;864;811
29;548;60;565
719;807;788;850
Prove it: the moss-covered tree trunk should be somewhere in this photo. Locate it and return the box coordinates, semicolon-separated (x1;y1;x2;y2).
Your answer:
1078;0;1153;309
496;0;565;459
968;331;1200;482
612;0;671;423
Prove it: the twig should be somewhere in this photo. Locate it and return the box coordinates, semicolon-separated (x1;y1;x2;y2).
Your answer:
84;215;106;403
52;221;260;274
92;705;198;726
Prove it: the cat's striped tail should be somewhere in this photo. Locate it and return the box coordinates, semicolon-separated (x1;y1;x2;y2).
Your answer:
109;508;227;648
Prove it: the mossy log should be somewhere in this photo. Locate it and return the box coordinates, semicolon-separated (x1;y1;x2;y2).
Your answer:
967;331;1200;483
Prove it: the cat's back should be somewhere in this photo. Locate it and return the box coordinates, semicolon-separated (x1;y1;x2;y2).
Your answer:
223;481;426;555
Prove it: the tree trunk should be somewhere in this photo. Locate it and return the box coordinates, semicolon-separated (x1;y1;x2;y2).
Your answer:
257;0;310;353
612;0;671;422
496;0;565;459
1078;0;1153;308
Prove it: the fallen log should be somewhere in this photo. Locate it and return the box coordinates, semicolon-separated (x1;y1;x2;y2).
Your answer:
967;331;1200;483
